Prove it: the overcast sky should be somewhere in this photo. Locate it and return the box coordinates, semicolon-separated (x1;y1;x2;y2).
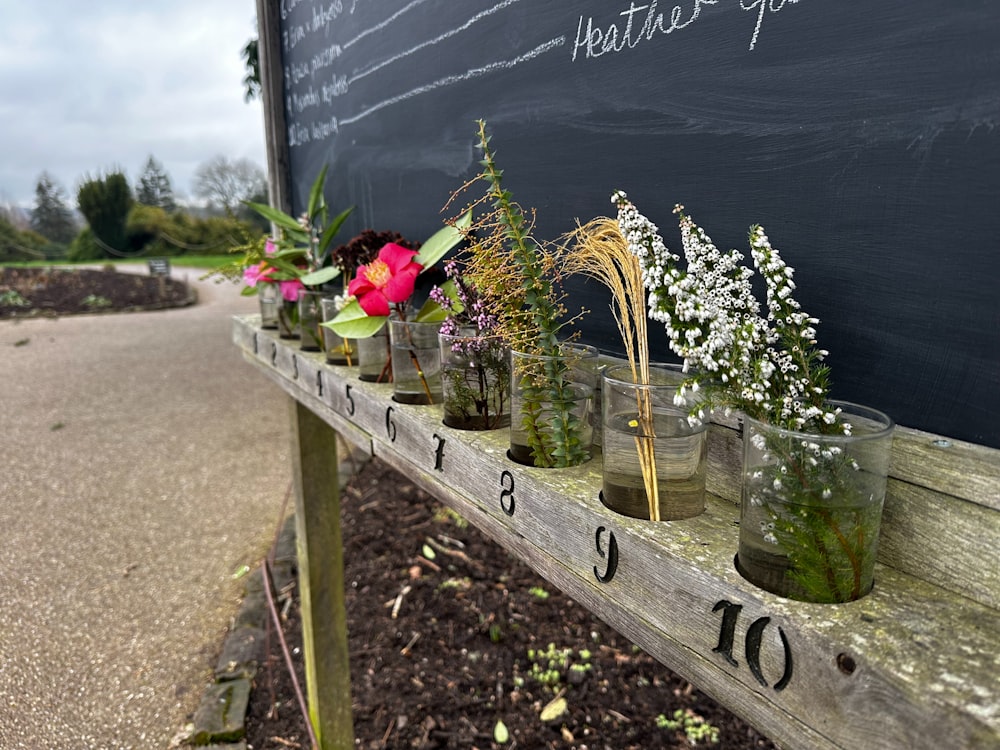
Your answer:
0;1;266;209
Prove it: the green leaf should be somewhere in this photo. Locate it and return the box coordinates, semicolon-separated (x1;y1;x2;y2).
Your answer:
271;247;307;262
318;205;354;256
246;201;302;234
414;209;472;270
436;278;463;311
414;296;447;323
323;299;387;337
299;266;340;287
240;285;259;296
306;164;329;219
493;720;510;744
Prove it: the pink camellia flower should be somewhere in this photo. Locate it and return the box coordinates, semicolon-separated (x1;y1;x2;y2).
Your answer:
243;261;275;287
279;278;305;302
347;242;423;316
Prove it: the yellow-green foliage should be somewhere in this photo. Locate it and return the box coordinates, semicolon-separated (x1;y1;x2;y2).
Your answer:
0;215;47;262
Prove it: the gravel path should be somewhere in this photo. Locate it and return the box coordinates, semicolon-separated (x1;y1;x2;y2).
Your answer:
0;270;290;748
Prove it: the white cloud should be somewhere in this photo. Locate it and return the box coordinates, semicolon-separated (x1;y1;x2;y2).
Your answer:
0;1;265;207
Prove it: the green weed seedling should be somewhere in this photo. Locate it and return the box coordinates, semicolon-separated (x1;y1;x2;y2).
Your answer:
519;643;593;692
656;709;720;746
0;290;29;306
81;294;112;309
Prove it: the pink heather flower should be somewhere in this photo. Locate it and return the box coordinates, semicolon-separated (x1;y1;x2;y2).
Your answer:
347;242;423;316
279;278;304;302
243;261;275;287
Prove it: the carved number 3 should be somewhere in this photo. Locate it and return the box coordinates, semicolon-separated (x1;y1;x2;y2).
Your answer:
712;600;793;691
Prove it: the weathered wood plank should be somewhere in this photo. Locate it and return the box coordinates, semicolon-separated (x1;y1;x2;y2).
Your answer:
880;478;1000;610
234;315;1000;750
890;428;1000;511
372;438;999;750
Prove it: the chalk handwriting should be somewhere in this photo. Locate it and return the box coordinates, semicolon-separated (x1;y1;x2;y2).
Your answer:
288;121;310;147
572;0;718;61
285;62;309;86
349;0;524;87
311;115;339;141
292;87;320;114
312;2;344;33
344;0;433;51
321;76;349;103
572;0;803;58
310;45;342;80
338;36;564;127
741;0;801;51
283;24;307;52
280;0;305;22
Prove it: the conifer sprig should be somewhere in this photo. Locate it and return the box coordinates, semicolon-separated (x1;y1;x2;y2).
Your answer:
442;120;588;467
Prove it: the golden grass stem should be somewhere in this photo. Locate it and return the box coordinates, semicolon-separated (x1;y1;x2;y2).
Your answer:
565;219;660;520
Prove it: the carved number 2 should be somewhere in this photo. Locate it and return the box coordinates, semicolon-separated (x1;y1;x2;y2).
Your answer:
712;600;793;692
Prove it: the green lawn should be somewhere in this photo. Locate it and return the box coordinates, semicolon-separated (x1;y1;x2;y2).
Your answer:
1;255;237;270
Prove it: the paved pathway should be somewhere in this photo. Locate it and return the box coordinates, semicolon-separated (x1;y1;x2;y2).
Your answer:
0;268;291;748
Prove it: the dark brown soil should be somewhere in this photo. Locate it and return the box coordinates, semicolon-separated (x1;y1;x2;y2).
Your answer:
0;266;191;318
246;458;778;750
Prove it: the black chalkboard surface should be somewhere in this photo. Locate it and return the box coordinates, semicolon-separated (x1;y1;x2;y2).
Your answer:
274;0;1000;448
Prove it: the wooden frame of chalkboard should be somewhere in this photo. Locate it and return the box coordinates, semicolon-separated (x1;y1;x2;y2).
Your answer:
257;0;1000;451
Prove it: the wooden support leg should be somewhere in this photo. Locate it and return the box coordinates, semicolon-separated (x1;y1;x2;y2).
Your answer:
289;397;354;749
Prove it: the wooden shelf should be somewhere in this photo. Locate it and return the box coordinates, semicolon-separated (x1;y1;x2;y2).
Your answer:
234;316;999;750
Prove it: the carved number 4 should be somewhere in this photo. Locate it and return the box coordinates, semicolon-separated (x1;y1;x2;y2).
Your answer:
712;600;793;692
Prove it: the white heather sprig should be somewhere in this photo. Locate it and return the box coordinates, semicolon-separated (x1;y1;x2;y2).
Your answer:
612;191;841;433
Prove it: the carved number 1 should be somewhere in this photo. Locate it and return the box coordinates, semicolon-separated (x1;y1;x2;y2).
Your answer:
712;600;793;691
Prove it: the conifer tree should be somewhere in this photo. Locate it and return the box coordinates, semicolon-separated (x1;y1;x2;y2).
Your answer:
30;172;77;244
77;170;133;256
136;156;177;212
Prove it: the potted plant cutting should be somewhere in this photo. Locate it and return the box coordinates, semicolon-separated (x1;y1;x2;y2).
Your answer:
431;258;511;430
320;229;421;366
241;166;353;346
612;190;894;603
564;218;707;520
323;213;470;402
444;120;596;467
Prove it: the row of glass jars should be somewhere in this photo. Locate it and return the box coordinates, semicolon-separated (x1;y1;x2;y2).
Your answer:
260;285;894;605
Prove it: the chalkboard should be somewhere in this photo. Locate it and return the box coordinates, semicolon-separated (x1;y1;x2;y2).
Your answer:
270;0;1000;449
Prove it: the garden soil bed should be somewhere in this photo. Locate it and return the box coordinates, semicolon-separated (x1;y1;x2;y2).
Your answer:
0;266;191;318
245;458;778;750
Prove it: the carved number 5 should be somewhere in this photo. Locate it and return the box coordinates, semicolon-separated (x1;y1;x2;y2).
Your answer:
344;384;355;416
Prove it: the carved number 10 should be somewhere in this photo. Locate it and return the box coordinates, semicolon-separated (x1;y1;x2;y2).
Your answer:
712;600;793;692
